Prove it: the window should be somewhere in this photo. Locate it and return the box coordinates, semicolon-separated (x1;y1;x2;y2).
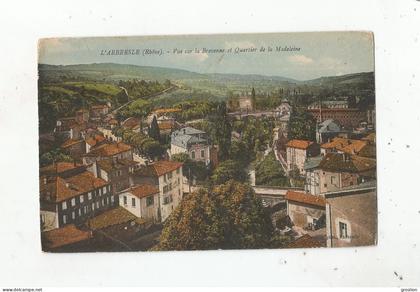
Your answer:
83;206;87;214
96;201;99;208
102;198;105;206
62;201;67;210
201;149;205;158
78;209;81;216
191;151;195;159
331;176;336;185
111;196;114;203
163;196;170;205
98;188;102;196
132;198;136;207
63;215;67;224
169;183;172;191
71;198;76;206
105;197;108;205
88;192;92;200
339;222;348;239
168;172;173;180
123;196;127;205
80;195;84;203
71;211;75;220
103;186;107;194
163;185;168;193
146;196;154;206
92;203;95;210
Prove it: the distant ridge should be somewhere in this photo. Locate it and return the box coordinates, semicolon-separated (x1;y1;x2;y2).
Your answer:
38;62;373;85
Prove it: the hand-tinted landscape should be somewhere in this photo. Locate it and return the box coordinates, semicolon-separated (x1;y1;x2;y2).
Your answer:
38;32;376;252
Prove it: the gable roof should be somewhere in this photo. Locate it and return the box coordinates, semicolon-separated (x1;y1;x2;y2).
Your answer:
88;142;131;157
85;134;106;147
287;234;322;249
129;184;159;199
286;139;314;150
286;190;326;207
97;158;137;173
42;224;91;250
318;153;376;173
86;207;137;230
40;162;84;176
137;160;183;177
40;171;108;203
61;138;84;149
318;119;341;133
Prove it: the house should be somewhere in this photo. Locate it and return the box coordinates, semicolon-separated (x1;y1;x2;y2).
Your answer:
320;137;376;158
304;153;376;195
41;224;92;252
276;98;291;116
132;160;183;221
325;181;377;247
170;127;211;166
121;117;141;132
303;156;324;195
61;138;86;158
307;107;367;129
286;139;320;175
39;162;115;231
85;134;107;153
316;119;345;144
95;158;137;194
83;142;133;165
76;109;90;124
118;184;160;223
285;190;326;230
90;104;110;119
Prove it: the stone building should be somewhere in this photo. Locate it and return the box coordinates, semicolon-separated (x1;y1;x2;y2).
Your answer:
286;139;320;175
325;181;377;247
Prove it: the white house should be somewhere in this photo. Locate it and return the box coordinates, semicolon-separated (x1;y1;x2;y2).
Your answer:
119;184;160;223
132;160;184;222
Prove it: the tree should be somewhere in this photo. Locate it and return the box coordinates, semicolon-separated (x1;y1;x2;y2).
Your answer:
251;87;256;110
171;153;209;183
148;115;161;142
255;152;289;187
288;106;316;141
209;102;231;161
211;160;248;185
39;148;73;167
155;181;274;250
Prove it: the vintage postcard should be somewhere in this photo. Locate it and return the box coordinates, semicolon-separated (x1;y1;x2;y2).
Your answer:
38;32;376;252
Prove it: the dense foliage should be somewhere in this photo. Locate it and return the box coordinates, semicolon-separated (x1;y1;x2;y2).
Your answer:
211;160;248;185
155;181;275;250
255;152;289;187
287;107;316;141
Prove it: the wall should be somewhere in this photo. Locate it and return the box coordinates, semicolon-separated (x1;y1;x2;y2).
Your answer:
326;189;377;248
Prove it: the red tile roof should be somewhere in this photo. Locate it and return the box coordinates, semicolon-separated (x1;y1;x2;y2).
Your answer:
286;139;314;150
287;234;322;248
286;190;326;207
129;184;159;199
85;134;106;147
42;224;91;250
40;171;108;202
88;142;131;157
61;138;84;148
40;162;84;175
150;160;183;177
158;121;174;131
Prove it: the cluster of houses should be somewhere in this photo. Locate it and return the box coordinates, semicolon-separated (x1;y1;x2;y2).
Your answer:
40;94;377;251
276;98;376;248
40;102;219;251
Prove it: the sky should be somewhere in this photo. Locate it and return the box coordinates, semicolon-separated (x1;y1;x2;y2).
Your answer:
38;32;374;81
